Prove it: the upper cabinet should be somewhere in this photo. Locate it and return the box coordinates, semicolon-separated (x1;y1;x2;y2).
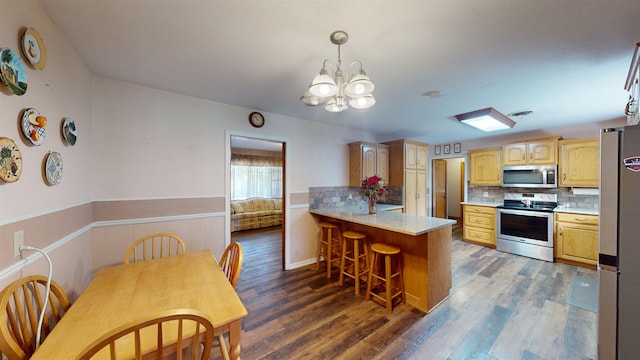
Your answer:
469;147;502;186
503;137;560;166
383;139;428;215
404;141;428;170
558;137;600;188
348;142;389;187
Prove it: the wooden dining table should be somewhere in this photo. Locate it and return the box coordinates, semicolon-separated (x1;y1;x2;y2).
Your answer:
30;250;248;360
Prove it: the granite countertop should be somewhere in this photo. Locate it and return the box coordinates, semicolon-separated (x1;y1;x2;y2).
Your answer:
309;205;456;236
554;207;599;215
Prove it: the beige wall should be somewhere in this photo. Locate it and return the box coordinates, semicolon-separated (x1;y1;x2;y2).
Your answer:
0;0;388;295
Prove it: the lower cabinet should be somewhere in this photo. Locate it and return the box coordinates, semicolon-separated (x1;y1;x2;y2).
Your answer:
554;212;599;268
462;204;496;247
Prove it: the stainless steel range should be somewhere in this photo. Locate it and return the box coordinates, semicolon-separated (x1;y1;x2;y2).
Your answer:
496;193;557;262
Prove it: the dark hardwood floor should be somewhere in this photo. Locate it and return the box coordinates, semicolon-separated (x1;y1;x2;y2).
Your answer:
219;224;596;360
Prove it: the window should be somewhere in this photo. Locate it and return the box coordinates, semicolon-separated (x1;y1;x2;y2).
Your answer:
230;152;282;200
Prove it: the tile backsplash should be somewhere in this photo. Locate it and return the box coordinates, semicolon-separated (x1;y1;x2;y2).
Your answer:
467;186;599;209
309;186;403;210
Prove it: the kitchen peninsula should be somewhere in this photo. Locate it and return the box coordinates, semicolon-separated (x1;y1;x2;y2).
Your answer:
309;205;456;313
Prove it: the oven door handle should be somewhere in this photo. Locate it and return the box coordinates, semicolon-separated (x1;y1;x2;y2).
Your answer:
497;208;554;218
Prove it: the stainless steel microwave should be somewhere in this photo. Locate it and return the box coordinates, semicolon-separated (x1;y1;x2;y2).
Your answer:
502;165;558;188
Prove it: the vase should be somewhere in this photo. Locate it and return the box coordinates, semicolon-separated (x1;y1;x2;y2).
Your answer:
368;198;377;215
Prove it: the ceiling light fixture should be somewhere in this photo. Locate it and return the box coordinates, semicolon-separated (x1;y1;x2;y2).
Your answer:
300;31;375;112
455;107;516;132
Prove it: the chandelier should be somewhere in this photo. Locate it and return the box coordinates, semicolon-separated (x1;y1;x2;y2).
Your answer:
300;31;376;112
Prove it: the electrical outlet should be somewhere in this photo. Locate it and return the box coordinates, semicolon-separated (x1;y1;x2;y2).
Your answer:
483;191;489;197
348;194;352;200
13;230;24;257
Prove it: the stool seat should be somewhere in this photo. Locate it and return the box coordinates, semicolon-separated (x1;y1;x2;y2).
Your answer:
343;231;366;240
370;243;400;255
316;222;343;278
339;231;369;295
366;242;405;314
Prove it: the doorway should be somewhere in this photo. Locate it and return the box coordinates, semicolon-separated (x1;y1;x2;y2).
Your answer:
229;135;285;270
432;157;465;221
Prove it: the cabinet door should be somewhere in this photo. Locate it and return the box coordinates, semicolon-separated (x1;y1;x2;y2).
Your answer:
416;170;426;216
469;148;502;186
528;140;557;164
503;143;527;166
559;138;599;187
416;144;427;170
362;145;377;179
555;223;598;265
405;169;417;215
377;146;389;182
405;143;417;169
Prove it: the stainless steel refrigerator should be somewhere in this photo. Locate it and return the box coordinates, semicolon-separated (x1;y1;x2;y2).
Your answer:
599;125;640;359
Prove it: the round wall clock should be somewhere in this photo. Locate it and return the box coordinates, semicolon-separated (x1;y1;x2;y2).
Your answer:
248;112;265;128
0;137;23;183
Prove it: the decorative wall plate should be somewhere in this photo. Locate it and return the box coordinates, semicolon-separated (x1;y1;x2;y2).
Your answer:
45;151;63;185
0;137;23;183
21;108;46;145
21;27;47;70
62;117;77;145
0;48;28;95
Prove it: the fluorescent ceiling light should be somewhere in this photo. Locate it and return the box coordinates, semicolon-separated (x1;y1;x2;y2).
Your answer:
455;107;515;132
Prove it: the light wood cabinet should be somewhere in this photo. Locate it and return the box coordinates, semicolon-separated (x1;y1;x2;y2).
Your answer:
468;147;502;186
558;137;599;187
404;142;427;170
555;212;599;268
503;137;559;166
462;204;496;247
383;139;428;215
348;142;389;187
405;169;427;216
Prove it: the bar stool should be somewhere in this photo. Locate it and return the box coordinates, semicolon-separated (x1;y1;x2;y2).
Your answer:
339;231;369;295
366;243;406;314
316;222;343;278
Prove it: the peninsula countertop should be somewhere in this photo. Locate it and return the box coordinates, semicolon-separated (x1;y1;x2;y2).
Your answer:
309;206;456;236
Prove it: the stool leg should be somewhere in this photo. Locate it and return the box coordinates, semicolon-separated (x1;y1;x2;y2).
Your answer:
365;252;377;301
354;239;360;295
316;227;324;270
385;254;392;314
325;228;332;278
339;238;347;286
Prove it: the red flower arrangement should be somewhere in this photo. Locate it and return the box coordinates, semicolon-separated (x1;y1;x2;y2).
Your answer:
360;175;387;202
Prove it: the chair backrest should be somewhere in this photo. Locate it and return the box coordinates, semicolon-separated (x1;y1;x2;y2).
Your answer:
219;242;243;288
0;275;72;360
77;309;214;360
124;232;187;264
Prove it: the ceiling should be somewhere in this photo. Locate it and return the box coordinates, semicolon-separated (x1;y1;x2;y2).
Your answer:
38;0;640;145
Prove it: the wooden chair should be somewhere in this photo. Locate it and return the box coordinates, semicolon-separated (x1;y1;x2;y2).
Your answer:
77;309;214;360
219;242;243;288
0;275;72;360
124;232;186;264
215;242;243;360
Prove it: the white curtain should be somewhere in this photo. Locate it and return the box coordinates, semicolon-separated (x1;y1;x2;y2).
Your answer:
231;164;282;200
